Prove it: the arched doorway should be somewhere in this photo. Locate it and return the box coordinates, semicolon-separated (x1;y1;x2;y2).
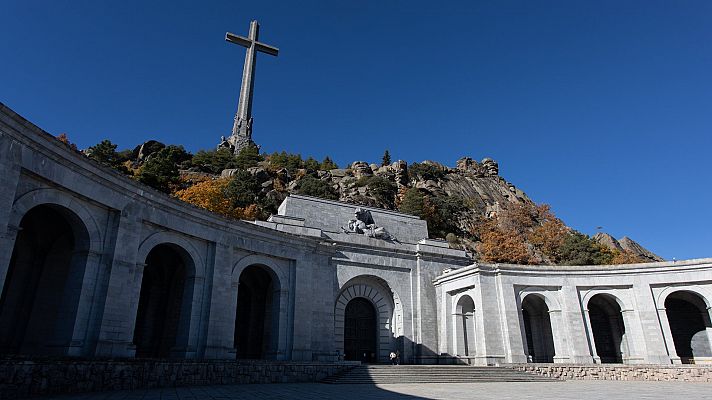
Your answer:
588;294;626;363
521;295;555;362
344;297;377;363
133;244;193;358
234;265;279;359
334;277;402;363
0;204;89;355
665;291;712;364
455;295;476;357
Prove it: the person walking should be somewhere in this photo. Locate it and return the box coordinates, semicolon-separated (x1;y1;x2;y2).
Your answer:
389;351;397;365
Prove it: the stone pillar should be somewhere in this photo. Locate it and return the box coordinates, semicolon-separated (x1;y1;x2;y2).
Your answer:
289;257;309;361
171;275;205;359
560;285;595;363
620;309;646;363
582;308;600;363
94;204;143;357
657;307;681;364
549;309;571;363
64;250;105;357
0;133;21;293
479;272;513;365
633;285;673;364
203;242;233;359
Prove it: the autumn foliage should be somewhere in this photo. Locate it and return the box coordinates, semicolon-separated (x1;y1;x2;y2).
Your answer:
475;202;645;265
174;178;260;220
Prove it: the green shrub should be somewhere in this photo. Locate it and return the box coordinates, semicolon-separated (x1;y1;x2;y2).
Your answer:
296;176;338;200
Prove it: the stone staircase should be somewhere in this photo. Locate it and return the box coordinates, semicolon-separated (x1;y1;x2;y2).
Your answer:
322;365;559;384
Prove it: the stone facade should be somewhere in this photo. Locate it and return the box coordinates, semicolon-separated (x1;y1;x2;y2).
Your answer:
1;101;712;395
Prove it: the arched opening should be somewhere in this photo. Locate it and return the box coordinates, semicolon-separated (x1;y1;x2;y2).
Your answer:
344;297;378;363
133;244;193;358
521;295;555;362
334;277;401;363
455;295;476;357
665;291;712;364
588;294;627;363
0;204;89;355
234;265;279;359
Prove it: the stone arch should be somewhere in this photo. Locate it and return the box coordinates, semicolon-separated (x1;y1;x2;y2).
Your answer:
520;293;555;362
657;286;712;310
663;290;712;363
137;231;205;278
0;203;92;355
453;294;476;357
9;188;103;254
231;255;286;360
586;293;629;363
133;242;198;358
581;288;631;311
518;287;562;311
231;254;286;288
335;275;403;363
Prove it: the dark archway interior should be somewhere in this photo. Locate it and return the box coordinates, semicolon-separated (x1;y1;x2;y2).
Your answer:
589;295;626;363
344;297;377;363
235;265;275;359
665;291;712;363
0;205;88;355
134;244;188;358
522;295;555;362
456;296;475;356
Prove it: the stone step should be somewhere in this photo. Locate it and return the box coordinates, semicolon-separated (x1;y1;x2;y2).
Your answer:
322;365;558;384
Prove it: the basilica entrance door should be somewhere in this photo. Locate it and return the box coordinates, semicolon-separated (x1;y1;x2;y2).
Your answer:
344;297;377;363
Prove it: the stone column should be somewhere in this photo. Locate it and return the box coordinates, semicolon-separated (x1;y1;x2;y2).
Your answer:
656;307;681;364
582;308;600;363
633;285;672;364
289;256;309;361
484;272;518;364
560;285;595;363
64;250;105;357
94;204;143;357
171;275;205;359
0;134;21;292
549;309;571;363
620;309;646;363
203;242;233;359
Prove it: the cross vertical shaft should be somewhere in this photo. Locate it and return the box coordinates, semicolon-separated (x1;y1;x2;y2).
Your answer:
223;20;279;153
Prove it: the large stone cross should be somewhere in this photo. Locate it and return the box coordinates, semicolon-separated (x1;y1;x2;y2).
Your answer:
225;20;279;153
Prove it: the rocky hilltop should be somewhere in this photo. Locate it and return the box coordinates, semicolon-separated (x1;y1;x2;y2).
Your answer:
80;137;662;265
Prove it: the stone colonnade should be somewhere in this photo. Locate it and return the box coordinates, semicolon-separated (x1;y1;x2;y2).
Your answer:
434;262;712;365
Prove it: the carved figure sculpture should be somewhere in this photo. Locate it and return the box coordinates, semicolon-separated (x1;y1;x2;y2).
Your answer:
343;208;393;240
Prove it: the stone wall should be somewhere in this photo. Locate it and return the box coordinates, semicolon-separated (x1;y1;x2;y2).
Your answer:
0;359;356;399
511;364;712;382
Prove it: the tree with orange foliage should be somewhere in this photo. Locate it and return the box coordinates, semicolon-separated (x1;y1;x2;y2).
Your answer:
528;204;569;263
174;178;242;219
476;217;532;264
56;133;78;151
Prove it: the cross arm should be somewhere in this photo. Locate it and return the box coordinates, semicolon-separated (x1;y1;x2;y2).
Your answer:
255;42;279;56
225;32;252;48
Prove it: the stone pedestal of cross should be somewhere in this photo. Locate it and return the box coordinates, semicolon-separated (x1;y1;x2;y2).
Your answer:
222;20;279;154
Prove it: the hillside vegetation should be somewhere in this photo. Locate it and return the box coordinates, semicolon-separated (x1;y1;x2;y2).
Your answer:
65;135;662;265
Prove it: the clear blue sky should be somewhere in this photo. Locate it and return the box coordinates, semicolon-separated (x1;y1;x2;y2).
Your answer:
2;1;711;260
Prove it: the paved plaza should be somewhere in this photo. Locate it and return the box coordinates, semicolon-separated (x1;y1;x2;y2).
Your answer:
41;381;710;400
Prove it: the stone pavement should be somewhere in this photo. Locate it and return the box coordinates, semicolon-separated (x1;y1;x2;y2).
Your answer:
41;381;710;400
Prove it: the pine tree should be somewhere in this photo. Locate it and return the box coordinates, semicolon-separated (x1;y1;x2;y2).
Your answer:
381;150;391;166
320;156;338;170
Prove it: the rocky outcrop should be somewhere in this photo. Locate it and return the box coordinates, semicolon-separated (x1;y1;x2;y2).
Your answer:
594;232;664;262
619;236;664;262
